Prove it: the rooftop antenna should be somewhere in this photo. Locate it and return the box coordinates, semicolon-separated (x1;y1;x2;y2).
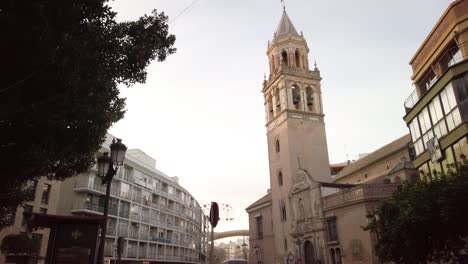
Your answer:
281;0;286;10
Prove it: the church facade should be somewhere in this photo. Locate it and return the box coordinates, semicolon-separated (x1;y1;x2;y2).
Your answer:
246;9;413;264
248;9;333;264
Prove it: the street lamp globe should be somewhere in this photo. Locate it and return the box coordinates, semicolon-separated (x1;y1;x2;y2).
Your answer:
97;152;110;177
110;138;127;165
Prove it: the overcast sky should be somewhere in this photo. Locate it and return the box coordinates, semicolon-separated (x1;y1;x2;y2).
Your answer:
108;0;452;232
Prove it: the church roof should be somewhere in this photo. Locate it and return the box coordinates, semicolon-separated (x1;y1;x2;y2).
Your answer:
334;134;412;181
245;193;271;212
275;9;299;37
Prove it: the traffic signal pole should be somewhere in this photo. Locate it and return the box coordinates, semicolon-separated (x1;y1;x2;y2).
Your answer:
209;202;219;264
210;225;214;264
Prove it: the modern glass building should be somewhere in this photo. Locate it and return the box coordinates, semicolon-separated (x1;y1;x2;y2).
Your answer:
403;0;468;175
57;135;209;263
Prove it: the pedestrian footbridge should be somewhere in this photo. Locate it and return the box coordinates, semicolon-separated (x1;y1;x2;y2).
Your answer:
214;230;249;240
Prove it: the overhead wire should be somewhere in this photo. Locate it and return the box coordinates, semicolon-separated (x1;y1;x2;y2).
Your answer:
169;0;203;24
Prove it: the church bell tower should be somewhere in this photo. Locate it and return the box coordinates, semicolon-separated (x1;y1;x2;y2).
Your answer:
263;9;331;263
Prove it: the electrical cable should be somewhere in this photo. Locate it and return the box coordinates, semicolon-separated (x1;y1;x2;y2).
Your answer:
169;0;203;24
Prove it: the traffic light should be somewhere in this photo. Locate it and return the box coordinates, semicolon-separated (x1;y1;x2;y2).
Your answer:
209;202;219;228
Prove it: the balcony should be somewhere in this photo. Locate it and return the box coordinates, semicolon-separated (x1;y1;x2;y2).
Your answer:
322;184;398;210
404;41;467;112
74;180;105;194
71;202;119;216
74;179;121;198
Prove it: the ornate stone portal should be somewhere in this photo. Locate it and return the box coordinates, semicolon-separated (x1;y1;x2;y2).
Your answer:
289;167;327;263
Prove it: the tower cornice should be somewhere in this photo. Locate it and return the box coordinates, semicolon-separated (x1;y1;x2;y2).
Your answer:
265;110;325;132
267;36;310;55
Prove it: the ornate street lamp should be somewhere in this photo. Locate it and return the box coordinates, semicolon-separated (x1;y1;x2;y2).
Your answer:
241;240;248;260
96;138;127;264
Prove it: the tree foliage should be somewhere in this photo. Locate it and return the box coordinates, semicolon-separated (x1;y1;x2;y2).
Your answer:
369;160;468;263
0;0;175;229
1;233;41;256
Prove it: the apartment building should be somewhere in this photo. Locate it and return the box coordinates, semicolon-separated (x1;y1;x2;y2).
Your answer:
403;0;468;175
0;134;209;264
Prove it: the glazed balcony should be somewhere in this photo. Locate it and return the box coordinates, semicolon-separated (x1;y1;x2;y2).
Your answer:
322;184;398;210
404;41;467;112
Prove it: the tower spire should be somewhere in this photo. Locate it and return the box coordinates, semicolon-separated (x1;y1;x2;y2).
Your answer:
275;8;299;37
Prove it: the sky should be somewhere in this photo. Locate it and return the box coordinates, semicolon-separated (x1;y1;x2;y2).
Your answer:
107;0;452;232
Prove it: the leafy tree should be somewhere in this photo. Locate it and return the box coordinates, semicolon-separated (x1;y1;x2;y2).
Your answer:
368;160;468;263
1;233;41;256
0;0;176;229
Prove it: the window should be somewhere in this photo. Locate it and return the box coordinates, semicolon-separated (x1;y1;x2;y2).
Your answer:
441;83;457;112
22;205;33;226
27;180;38;201
41;184;51;204
330;249;336;264
326;217;338;241
255;216;263;238
278;171;283;186
453;137;468;163
39;208;47;214
275;89;281;112
280;200;287;222
292;85;300;108
31;233;42;254
119;201;130;218
281;50;288;65
419;108;434;150
120;183;130;199
295;50;301;68
330;248;342;264
283;238;288;251
306;86;313;111
429;97;447;138
275;139;280;153
124;166;133;182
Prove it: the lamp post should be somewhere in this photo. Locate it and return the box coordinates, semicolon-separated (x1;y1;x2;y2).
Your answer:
241;240;248;260
96;138;127;264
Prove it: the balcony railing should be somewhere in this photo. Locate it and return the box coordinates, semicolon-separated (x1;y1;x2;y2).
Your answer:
404;41;467;112
72;202;117;216
322;184;398;209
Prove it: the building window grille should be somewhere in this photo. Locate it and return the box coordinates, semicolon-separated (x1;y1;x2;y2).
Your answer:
278;171;283;186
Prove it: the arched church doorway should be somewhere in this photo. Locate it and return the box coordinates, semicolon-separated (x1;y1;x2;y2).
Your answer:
304;240;316;264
